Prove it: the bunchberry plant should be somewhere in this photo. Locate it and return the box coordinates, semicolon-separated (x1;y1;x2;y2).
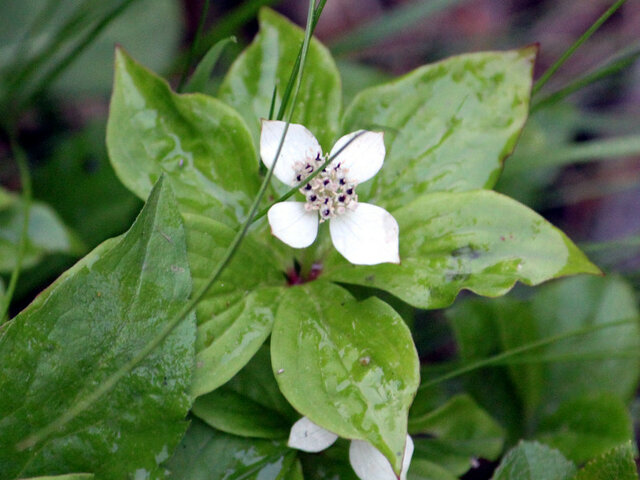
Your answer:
2;4;636;480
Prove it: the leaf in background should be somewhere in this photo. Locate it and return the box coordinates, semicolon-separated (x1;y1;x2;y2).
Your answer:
448;275;639;447
0;178;195;478
491;441;576;480
184;36;237;94
192;347;295;439
341;48;536;209
271;281;419;474
184;213;286;398
219;8;342;150
164;418;298;480
325;190;600;309
572;443;638;480
107;48;260;226
408;459;458;480
0;190;84;272
32;121;141;249
535;394;633;464
0;0;181;98
410;394;504;476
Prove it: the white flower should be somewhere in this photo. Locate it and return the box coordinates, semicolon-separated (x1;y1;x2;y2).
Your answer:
288;416;414;480
260;120;400;266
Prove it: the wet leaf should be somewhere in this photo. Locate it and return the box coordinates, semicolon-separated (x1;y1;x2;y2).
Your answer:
0;178;195;478
185;213;286;398
192;347;295;439
219;8;341;151
342;48;536;208
164;419;297;480
271;281;419;474
325;190;599;309
107;48;259;227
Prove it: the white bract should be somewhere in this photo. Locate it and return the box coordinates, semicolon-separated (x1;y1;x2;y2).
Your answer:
260;120;400;266
288;416;414;480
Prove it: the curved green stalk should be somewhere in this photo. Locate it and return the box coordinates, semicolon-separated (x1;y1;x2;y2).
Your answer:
420;317;638;390
17;0;322;452
177;0;211;92
0;136;32;323
532;0;627;95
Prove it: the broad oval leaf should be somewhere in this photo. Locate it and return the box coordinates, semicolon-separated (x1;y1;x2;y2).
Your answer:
271;281;419;474
410;394;504;476
185;213;286;397
324;190;600;309
107;48;259;226
535;394;633;464
492;441;576;480
0;191;84;272
573;443;638;480
192;347;295;439
164;419;298;480
342;48;536;208
219;8;342;151
0;178;195;478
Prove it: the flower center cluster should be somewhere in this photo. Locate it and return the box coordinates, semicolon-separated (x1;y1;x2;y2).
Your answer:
294;154;358;222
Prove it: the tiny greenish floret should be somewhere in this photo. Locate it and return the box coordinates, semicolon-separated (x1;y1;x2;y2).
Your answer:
295;154;359;222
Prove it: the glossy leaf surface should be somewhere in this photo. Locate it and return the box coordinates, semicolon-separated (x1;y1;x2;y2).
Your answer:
271;281;419;473
0;191;84;272
185;213;286;398
107;48;259;226
192;347;295;439
410;394;504;476
0;178;195;478
492;441;576;480
342;48;536;208
325;190;599;309
573;443;638;480
219;8;342;150
165;419;297;479
536;394;633;464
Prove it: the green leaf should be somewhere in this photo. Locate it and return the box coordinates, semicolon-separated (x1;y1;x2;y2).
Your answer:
192;347;295;439
299;441;359;480
410;394;504;476
447;276;640;442
492;441;576;480
271;281;420;474
536;394;633;464
184;36;237;94
219;8;342;150
408;459;459;480
341;48;536;209
325;190;600;309
31;121;141;249
164;418;297;480
107;48;260;226
0;178;195;478
185;213;286;398
0;191;85;272
573;443;639;480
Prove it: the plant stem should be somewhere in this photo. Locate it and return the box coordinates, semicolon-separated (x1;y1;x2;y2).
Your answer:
17;0;321;452
177;0;211;92
0;136;32;323
419;317;637;390
532;0;627;95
